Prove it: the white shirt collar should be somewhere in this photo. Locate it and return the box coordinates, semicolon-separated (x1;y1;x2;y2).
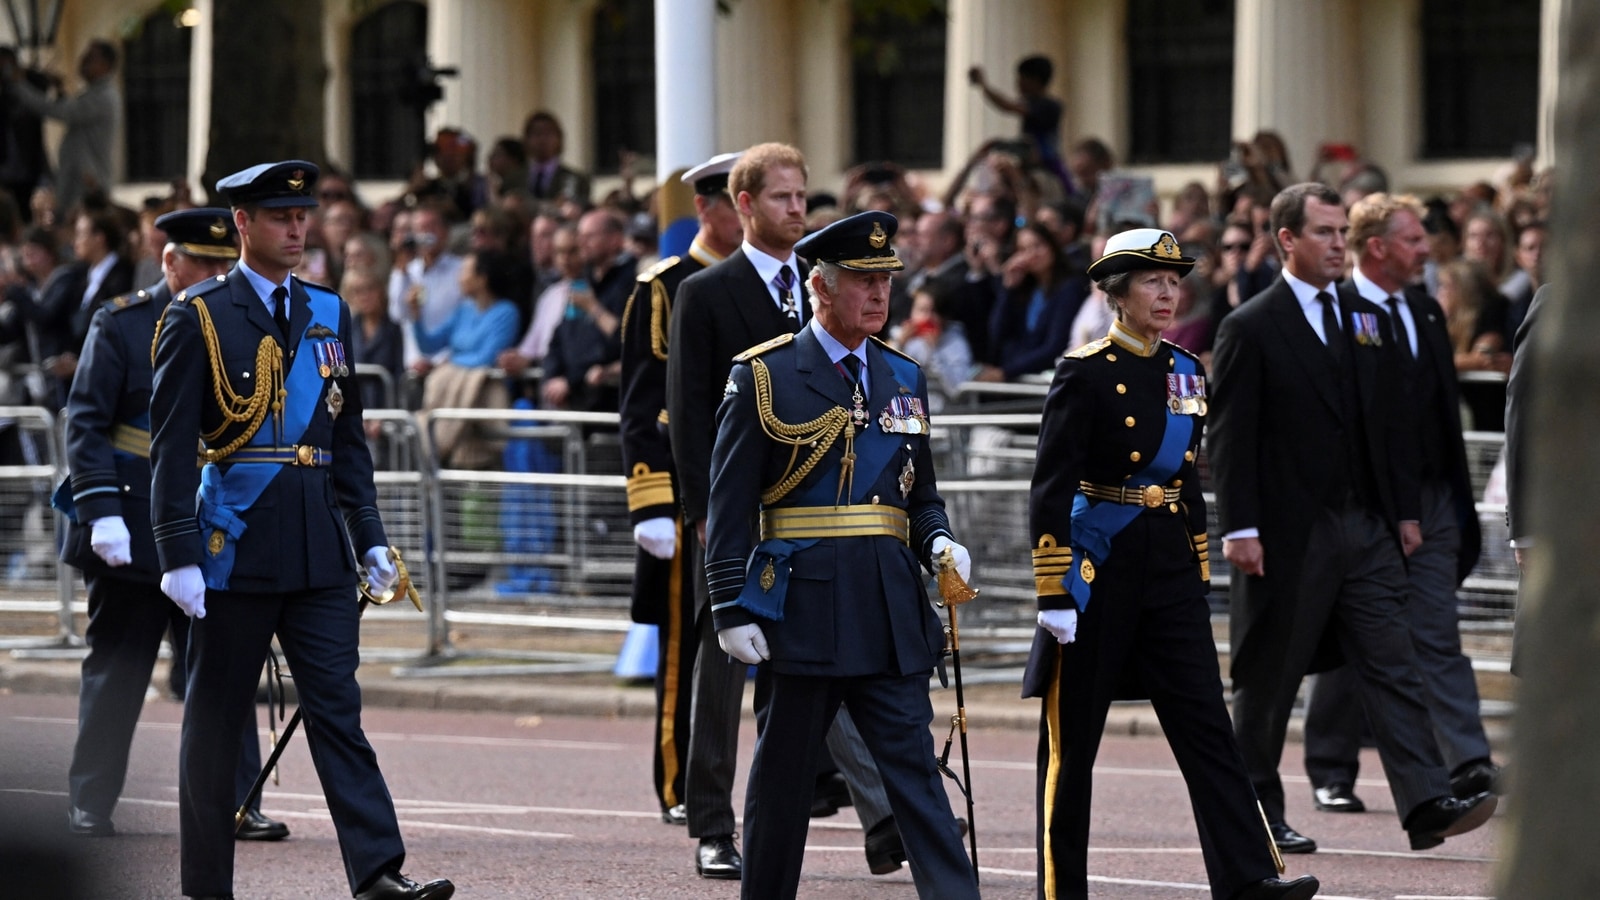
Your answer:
742;240;800;306
81;251;119;308
808;317;870;394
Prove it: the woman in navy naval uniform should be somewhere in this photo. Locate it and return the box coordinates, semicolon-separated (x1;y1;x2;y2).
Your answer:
1023;228;1318;900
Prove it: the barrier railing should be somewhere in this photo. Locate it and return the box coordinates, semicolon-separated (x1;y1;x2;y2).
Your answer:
0;406;78;650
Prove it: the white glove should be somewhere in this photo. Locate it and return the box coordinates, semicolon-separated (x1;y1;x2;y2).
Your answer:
717;623;771;665
1038;608;1078;644
363;546;398;595
930;536;972;583
633;517;677;560
89;516;133;567
161;565;207;619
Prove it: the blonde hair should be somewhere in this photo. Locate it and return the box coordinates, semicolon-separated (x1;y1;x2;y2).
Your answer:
1347;192;1425;259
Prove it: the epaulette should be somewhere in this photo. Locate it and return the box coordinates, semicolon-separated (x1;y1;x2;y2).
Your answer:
1063;337;1112;359
732;332;793;362
869;335;921;367
108;288;153;313
172;273;229;305
1163;339;1200;364
636;255;681;283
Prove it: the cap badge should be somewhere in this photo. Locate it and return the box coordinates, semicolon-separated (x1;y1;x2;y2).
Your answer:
208;219;227;239
287;170;306;191
868;222;887;249
1154;233;1180;260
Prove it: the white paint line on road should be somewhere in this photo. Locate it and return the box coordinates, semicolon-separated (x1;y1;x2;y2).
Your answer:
10;716;626;751
1396;896;1495;899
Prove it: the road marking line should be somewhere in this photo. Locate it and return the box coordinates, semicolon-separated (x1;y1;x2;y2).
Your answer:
9;716;626;751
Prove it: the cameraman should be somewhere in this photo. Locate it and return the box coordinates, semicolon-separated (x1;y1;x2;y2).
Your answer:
387;202;465;381
0;47;50;223
5;40;118;220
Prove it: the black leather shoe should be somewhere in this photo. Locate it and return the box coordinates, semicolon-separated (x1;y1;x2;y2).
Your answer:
864;816;906;875
1406;791;1496;850
187;895;234;899
354;871;455;900
67;806;114;836
234;808;290;841
810;772;852;818
1450;761;1502;799
1269;821;1317;854
1312;783;1366;813
696;834;742;879
661;803;688;825
1232;875;1320;900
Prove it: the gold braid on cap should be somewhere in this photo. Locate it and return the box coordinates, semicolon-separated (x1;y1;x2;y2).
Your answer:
750;358;855;506
190;298;286;458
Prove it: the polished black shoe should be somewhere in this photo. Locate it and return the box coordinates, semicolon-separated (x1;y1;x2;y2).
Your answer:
1450;761;1503;799
67;806;114;836
661;803;688;825
810;771;853;818
354;871;455;900
187;895;234;899
696;834;742;879
234;808;290;841
864;816;906;875
1406;791;1497;850
1312;783;1366;813
1269;821;1317;854
1232;874;1321;900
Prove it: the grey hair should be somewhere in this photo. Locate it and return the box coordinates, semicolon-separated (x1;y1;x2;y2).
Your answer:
1096;272;1134;302
805;260;842;310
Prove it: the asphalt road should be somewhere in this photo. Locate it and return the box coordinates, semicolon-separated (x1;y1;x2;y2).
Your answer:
0;691;1499;899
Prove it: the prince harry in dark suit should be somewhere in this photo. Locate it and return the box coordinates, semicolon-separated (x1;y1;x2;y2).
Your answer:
1207;183;1495;856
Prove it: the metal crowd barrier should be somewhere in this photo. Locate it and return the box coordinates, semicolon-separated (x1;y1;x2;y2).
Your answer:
0;406;78;650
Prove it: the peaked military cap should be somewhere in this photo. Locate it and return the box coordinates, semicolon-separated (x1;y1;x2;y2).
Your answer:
1087;227;1195;280
681;151;743;196
215;160;320;208
155;207;238;260
795;210;904;272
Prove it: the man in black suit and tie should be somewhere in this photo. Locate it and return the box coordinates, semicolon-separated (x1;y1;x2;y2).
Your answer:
35;208;134;401
667;143;900;880
1208;182;1495;855
1301;193;1501;815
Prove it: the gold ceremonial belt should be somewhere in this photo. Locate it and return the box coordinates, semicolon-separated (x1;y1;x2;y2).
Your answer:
1079;481;1180;509
760;504;909;545
111;424;152;459
206;445;333;467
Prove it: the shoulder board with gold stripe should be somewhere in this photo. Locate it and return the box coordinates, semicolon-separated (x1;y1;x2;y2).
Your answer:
636;255;681;283
732;332;794;362
109;289;153;312
1063;337;1112;359
869;335;920;366
173;273;229;306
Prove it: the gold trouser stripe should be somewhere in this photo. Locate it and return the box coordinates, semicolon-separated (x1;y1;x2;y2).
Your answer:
627;470;676;512
658;518;684;809
111;424;152;458
1043;651;1063;899
759;504;909;545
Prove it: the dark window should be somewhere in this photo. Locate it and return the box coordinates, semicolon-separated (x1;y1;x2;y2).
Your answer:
852;7;947;169
123;11;192;181
592;0;656;175
350;1;428;179
1126;0;1234;164
1421;0;1539;158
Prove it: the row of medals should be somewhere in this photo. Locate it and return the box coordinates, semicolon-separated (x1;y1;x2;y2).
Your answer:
315;339;348;418
846;385;927;501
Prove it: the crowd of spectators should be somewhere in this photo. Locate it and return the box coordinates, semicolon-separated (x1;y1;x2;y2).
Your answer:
0;54;1554;464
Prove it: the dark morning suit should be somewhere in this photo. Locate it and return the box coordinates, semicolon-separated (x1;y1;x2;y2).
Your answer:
705;327;977;900
1504;283;1547;675
1304;280;1492;789
59;281;263;821
1022;325;1276;900
1208;274;1452;827
35;254;136;361
619;247;711;816
150;268;401;896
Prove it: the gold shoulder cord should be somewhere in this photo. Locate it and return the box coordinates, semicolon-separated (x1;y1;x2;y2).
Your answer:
649;278;670;361
189;298;286;458
751;358;855;506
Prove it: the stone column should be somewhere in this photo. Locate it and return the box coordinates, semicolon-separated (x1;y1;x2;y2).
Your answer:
1233;0;1360;182
427;0;542;152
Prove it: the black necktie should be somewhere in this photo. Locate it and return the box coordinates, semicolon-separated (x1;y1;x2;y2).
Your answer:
776;265;798;327
841;353;861;388
1317;291;1344;364
272;286;291;341
1386;296;1414;363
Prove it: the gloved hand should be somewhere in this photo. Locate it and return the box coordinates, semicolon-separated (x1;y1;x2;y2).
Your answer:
717;624;771;665
89;516;133;567
363;546;398;595
1038;608;1078;644
633;517;677;560
161;565;207;619
930;536;972;583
